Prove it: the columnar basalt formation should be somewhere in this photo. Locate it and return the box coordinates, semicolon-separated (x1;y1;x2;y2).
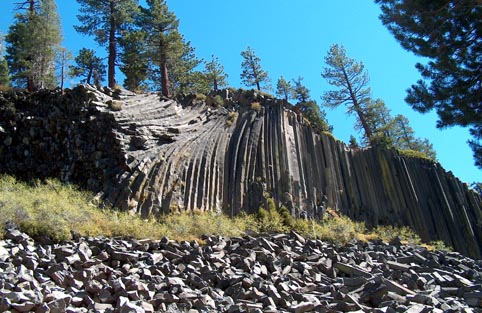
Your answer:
0;86;481;258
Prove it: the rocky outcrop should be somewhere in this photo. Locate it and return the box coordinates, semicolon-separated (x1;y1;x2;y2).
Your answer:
0;86;481;258
1;228;481;312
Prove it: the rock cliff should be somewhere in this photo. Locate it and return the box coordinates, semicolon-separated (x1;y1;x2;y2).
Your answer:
0;86;481;258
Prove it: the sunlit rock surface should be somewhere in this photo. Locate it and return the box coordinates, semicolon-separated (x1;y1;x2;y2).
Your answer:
0;86;481;258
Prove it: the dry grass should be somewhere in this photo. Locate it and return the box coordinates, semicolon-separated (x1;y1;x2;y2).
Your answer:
107;99;123;111
226;111;237;126
0;175;450;252
251;101;262;112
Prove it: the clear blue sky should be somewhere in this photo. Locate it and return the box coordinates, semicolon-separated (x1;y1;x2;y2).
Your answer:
1;1;480;184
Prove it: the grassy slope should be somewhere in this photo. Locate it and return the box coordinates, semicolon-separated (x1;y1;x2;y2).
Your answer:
0;175;450;251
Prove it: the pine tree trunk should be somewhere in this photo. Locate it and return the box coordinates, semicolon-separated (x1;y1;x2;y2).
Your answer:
87;68;93;85
342;68;374;145
29;0;35;13
108;0;116;88
60;63;64;94
161;61;170;97
27;76;35;92
354;106;374;145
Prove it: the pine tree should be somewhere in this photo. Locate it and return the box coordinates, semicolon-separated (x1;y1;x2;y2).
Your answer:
291;78;332;133
240;46;270;91
321;44;374;145
204;54;228;92
168;39;205;95
140;0;181;97
119;30;148;92
75;0;139;88
55;47;72;93
360;98;394;147
292;77;310;103
348;135;360;149
69;48;106;85
391;114;437;159
0;58;9;87
6;0;62;91
14;0;39;11
376;0;481;168
0;33;10;87
276;76;292;101
298;101;333;133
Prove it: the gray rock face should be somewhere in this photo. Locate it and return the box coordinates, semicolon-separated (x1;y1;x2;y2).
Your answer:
0;229;481;312
0;86;481;258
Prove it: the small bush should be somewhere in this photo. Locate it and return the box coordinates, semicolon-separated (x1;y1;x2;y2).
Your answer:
213;95;224;107
424;240;453;252
107;99;123;111
398;149;433;162
251;101;262;112
195;94;206;101
226;111;237;126
372;225;421;245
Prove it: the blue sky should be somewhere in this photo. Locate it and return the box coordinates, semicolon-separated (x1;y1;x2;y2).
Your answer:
1;1;480;184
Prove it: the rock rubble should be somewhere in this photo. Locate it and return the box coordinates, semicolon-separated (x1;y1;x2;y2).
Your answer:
1;228;481;312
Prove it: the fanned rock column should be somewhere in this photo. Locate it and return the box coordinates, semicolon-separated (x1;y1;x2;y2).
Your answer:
0;86;481;258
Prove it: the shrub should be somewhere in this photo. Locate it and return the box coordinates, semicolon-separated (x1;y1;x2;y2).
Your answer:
372;225;421;245
195;93;206;101
424;240;453;252
213;95;224;107
107;99;123;111
0;175;448;252
0;175;165;241
226;111;237;126
257;198;287;233
251;101;262;112
398;149;433;162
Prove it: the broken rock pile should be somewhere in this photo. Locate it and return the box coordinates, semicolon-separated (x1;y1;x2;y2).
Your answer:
0;228;481;312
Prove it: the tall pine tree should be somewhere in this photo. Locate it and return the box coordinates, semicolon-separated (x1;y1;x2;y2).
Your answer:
140;0;181;97
168;38;205;95
55;47;72;93
321;44;374;145
6;0;61;91
0;33;10;87
119;30;148;92
240;46;270;91
75;0;139;88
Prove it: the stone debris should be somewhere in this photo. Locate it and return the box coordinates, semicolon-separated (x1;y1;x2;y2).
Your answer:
0;228;481;312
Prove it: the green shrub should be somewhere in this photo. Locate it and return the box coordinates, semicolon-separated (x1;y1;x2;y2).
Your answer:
398;149;433;162
195;93;206;101
425;240;453;252
257;198;287;233
213;95;224;107
372;225;421;245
